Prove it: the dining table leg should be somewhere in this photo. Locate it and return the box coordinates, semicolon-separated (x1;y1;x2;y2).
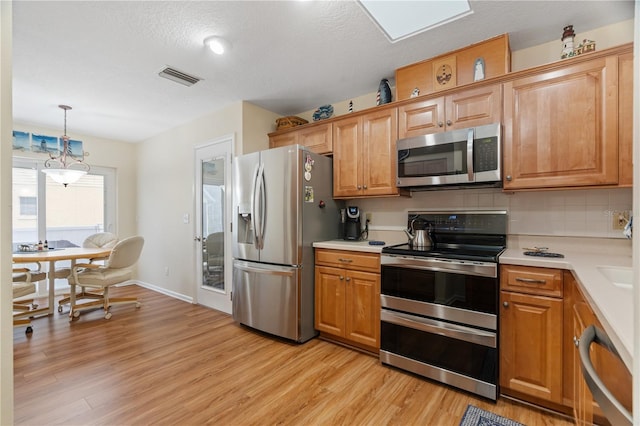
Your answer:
47;260;56;315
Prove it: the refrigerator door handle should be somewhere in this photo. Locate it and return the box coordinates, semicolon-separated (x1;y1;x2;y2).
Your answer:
254;163;266;249
251;163;261;249
234;262;296;277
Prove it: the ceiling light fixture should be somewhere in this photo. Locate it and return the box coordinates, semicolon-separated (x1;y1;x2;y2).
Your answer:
42;105;90;187
204;36;230;55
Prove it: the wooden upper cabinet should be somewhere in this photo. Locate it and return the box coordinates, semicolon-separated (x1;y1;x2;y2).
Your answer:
297;123;332;154
618;52;633;187
398;84;501;139
268;122;332;154
333;115;361;197
503;56;619;190
333;107;398;198
269;131;298;150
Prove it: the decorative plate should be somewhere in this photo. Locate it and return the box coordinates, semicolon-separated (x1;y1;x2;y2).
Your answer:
312;105;333;121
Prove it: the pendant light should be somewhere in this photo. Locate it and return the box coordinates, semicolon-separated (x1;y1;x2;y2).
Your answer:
41;105;90;187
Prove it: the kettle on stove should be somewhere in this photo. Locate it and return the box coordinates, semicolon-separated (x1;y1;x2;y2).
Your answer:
404;218;433;250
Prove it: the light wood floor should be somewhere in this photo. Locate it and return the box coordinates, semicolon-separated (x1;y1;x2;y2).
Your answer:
14;285;574;425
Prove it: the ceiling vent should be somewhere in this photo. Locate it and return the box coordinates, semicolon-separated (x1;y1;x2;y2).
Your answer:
158;67;202;87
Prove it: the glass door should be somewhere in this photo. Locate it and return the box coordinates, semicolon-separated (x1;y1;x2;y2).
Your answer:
195;137;233;313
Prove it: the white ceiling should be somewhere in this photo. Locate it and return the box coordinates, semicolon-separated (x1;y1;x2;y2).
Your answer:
12;0;634;143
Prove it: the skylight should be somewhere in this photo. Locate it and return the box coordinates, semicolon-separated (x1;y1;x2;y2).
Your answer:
359;0;473;43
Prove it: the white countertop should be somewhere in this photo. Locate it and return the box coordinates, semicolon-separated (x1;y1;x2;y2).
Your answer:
312;239;393;253
500;247;633;371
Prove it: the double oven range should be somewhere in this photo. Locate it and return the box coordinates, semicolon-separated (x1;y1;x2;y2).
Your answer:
380;210;507;400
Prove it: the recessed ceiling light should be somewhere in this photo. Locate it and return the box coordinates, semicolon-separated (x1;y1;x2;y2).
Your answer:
358;0;472;43
204;36;231;55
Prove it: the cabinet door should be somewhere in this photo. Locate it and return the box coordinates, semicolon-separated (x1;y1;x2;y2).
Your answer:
345;269;380;348
500;291;563;404
269;132;298;150
333;116;362;198
314;266;346;337
362;108;398;196
503;56;619;189
298;123;332;155
618;52;633;186
398;96;445;138
573;301;595;425
446;84;502;129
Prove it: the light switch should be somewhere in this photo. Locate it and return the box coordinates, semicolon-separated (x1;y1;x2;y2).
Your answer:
183;213;190;224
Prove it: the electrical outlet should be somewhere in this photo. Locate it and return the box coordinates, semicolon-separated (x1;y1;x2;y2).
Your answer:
164;266;170;276
612;211;630;230
365;213;372;223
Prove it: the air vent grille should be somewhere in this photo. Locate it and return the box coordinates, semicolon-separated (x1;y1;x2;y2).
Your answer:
158;67;201;87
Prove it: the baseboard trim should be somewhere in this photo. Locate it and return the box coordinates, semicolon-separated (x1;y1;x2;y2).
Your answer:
129;280;194;304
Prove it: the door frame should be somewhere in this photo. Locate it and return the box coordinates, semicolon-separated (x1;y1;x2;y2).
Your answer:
194;134;234;314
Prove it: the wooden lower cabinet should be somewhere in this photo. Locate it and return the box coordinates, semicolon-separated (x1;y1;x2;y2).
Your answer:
314;249;380;352
500;290;564;404
500;265;632;424
499;265;566;408
569;273;632;426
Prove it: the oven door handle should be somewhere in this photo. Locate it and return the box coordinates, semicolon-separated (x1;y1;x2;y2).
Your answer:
467;128;475;182
381;309;496;348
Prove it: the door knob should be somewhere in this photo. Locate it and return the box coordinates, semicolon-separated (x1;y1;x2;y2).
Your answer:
194;236;202;242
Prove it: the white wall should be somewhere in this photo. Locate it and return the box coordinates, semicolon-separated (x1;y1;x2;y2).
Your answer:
134;101;274;300
512;19;634;71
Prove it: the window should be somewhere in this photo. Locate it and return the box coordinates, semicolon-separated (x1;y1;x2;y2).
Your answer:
13;158;116;292
19;196;37;216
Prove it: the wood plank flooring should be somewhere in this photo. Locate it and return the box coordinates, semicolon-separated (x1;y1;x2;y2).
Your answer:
14;285;573;425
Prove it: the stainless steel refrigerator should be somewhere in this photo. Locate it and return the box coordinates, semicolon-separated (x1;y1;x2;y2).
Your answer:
232;144;341;342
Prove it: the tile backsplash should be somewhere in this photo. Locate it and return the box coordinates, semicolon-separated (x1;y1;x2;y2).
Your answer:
356;187;633;239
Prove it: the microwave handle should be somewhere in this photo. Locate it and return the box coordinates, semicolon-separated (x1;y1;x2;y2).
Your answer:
467;128;474;181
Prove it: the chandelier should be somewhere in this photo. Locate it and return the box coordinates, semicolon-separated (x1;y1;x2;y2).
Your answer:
42;105;90;186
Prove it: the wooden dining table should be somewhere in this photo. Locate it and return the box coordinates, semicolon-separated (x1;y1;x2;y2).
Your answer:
13;247;113;315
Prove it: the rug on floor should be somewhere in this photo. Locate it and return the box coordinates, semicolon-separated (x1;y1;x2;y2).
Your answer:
459;404;525;426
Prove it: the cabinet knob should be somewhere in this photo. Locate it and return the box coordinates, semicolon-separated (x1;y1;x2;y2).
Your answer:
446;119;452;126
363;185;367;189
339;275;344;280
345;277;351;282
438;121;444;128
573;336;580;347
503;301;509;308
357;185;362;190
506;175;512;181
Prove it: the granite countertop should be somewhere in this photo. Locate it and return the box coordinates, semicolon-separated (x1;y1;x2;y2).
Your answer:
500;246;633;371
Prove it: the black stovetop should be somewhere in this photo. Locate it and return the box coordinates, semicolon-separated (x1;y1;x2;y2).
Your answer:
381;243;505;263
384;211;508;263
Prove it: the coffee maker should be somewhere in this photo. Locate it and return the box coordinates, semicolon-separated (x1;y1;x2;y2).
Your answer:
343;206;361;240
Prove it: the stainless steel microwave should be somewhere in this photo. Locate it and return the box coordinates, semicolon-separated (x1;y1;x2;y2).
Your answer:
396;123;501;188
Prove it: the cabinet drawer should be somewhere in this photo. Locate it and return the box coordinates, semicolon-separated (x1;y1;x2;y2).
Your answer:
315;249;380;273
500;265;563;298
